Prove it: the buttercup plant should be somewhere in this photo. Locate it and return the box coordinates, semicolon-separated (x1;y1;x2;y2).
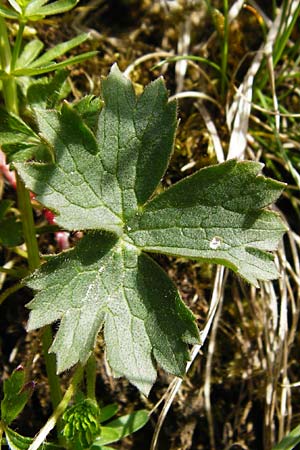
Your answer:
0;1;296;448
15;64;286;395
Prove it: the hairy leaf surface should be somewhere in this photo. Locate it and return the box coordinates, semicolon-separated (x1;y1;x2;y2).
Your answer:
16;64;286;393
128;159;285;285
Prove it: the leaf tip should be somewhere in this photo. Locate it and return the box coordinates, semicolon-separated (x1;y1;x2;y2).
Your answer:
109;62;122;77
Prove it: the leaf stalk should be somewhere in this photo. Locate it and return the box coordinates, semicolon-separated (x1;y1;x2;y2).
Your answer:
86;354;97;401
27;365;84;450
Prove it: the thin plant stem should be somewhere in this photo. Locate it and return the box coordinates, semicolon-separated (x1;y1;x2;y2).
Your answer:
273;1;300;68
15;173;40;271
86;354;97;401
0;282;23;306
11;21;26;70
221;0;229;98
150;266;226;450
27;365;84;450
42;327;63;409
42;326;64;443
0;17;18;114
0;420;3;450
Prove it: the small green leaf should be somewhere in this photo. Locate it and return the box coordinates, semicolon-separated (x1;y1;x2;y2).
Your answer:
1;366;34;425
7;0;22;14
0;108;39;145
72;96;103;130
0;108;48;163
28;34;89;69
99;404;119;423
22;0;49;13
91;410;149;446
27;70;70;108
16;39;44;69
272;424;300;450
12;51;98;76
5;426;63;449
25;0;77;17
0;4;19;19
90;447;114;450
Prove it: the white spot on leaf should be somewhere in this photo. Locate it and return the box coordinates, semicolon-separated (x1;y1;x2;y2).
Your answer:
209;236;222;250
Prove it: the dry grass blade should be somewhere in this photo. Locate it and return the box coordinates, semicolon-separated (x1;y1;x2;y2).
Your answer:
124;52;174;77
150;266;226;450
169;92;224;162
227;6;285;159
175;15;191;93
196;102;225;163
204;268;227;450
228;0;245;22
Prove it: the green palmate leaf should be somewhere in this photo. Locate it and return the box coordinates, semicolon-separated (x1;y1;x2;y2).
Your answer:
16;64;286;394
25;233;199;394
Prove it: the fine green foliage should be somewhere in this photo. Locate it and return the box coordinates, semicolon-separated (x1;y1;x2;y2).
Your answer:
12;33;97;78
0;71;71;162
0;0;78;22
0;0;97;91
15;64;285;394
